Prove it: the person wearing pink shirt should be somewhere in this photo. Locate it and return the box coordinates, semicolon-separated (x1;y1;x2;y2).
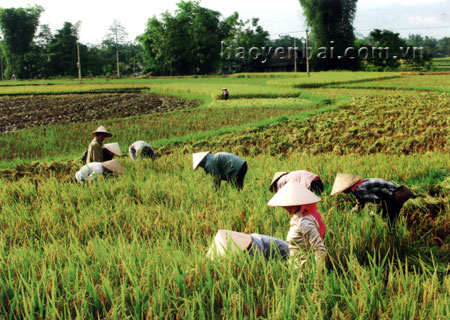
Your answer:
268;180;327;269
269;170;324;194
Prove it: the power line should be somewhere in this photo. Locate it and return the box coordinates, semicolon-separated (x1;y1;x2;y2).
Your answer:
355;26;450;32
269;25;450;37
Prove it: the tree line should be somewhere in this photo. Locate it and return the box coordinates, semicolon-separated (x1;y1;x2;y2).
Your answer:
0;1;448;79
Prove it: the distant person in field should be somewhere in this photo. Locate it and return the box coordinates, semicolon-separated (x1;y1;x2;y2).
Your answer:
221;88;229;100
86;126;112;163
207;229;290;261
269;170;324;194
193;151;247;190
129;141;155;161
75;159;123;183
82;142;121;164
330;173;413;223
268;180;327;270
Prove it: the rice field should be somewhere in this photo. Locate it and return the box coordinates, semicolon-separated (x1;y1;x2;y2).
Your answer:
0;72;449;319
330;73;450;92
431;57;450;72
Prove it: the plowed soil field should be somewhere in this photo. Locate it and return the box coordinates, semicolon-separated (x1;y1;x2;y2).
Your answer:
0;92;198;132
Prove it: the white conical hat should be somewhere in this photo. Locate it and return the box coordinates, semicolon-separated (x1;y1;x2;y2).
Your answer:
193;151;210;170
91;125;112;137
102;159;123;174
207;229;252;259
104;142;122;156
267;180;321;207
330;173;362;196
269;171;289;191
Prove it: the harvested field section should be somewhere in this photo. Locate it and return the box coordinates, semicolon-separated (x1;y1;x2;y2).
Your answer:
0;92;197;132
330;74;450;92
163;92;449;156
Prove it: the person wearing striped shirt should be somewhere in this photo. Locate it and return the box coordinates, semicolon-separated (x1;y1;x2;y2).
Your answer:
331;173;413;223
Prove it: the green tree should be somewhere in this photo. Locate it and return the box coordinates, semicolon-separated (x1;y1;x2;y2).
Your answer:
365;29;404;70
47;22;79;77
105;19;128;77
138;0;229;75
0;5;43;78
267;35;303;50
298;0;359;70
363;29;431;71
436;37;450;57
22;24;54;79
405;34;433;69
220;15;270;72
95;41;143;77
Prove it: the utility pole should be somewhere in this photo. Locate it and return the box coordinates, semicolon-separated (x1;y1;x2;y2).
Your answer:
294;38;297;73
116;49;120;78
77;43;82;80
306;29;310;78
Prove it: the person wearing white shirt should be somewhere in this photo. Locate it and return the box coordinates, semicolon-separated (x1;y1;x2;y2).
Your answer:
75;159;123;182
129;141;155;161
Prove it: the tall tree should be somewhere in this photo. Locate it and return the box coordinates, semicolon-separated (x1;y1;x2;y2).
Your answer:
105;19;128;77
365;29;405;70
220;15;270;72
22;24;54;79
138;0;229;75
0;5;43;78
47;22;80;77
299;0;358;70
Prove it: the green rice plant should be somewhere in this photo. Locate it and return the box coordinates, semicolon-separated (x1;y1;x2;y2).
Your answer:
0;152;448;318
0;73;449;318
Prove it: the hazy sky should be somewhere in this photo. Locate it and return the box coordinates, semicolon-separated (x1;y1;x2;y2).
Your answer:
1;0;449;44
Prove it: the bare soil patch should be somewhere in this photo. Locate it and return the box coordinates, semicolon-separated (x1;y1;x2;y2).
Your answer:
0;92;198;132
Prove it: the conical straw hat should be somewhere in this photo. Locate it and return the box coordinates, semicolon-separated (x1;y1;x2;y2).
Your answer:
91;125;112;137
104;142;122;156
330;173;362;196
267;180;321;207
207;229;252;259
269;171;289;192
193;151;210;170
102;159;123;174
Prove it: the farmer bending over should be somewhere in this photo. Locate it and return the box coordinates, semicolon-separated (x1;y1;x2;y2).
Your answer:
75;159;123;183
129;141;155;161
207;229;290;261
330;173;413;223
270;170;324;195
221;88;229;100
193;151;247;190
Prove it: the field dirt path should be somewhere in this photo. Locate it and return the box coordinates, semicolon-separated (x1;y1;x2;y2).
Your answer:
0;92;198;132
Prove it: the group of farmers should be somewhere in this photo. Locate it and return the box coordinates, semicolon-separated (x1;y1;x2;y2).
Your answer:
198;151;412;272
75;125;154;182
76;125;413;272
